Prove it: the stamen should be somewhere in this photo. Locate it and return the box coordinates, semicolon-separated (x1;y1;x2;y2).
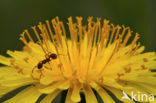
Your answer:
59;21;66;36
131;42;140;55
93;18;101;45
114;25;121;41
46;20;61;55
19;32;29;47
55;17;63;45
40;22;62;70
87;17;93;30
82;26;87;36
45;20;55;41
98;40;119;77
31;26;47;54
97;18;102;44
132;33;139;47
24;30;34;42
47;18;68;77
43;24;53;50
86;47;94;77
38;22;51;52
121;28;132;47
87;17;93;44
43;24;51;41
76;17;83;44
130;33;140;53
101;19;111;48
120;25;129;39
89;23;96;46
52;18;62;45
109;24;116;43
59;21;72;62
85;19;100;76
67;17;76;44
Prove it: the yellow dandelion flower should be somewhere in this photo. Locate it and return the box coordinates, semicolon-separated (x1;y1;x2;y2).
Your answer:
0;17;156;103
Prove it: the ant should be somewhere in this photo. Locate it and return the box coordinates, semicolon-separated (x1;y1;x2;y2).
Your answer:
37;53;57;70
31;53;57;80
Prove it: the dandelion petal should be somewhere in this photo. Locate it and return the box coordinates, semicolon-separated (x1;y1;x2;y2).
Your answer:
4;86;42;103
65;88;76;103
40;89;61;103
84;84;98;103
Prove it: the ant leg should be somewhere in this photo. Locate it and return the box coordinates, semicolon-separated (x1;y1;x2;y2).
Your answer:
39;70;43;80
31;66;40;80
48;52;52;55
32;66;36;73
44;65;51;70
45;52;53;70
58;63;66;79
57;53;67;56
31;74;39;80
45;52;51;58
45;52;53;69
45;54;49;58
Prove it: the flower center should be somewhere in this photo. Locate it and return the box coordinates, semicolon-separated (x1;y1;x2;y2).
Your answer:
18;17;141;84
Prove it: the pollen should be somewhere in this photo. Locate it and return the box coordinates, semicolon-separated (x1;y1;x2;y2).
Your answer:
143;58;148;62
141;64;147;70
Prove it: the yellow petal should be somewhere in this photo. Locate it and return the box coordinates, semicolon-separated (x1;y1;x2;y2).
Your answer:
138;83;156;95
65;88;77;103
83;84;98;103
0;86;19;97
71;84;81;102
120;71;156;86
105;86;134;103
0;77;34;87
4;86;42;103
39;80;69;93
0;55;11;65
40;89;61;103
0;67;17;77
58;80;70;89
90;82;115;103
96;87;115;103
0;67;34;87
40;69;64;85
102;77;123;88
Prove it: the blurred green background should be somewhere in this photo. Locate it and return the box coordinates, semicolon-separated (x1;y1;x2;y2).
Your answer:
0;0;156;56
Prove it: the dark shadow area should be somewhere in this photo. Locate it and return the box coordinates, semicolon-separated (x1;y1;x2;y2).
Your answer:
0;85;31;103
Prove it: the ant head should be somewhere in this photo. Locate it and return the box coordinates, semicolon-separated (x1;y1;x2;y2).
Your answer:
50;53;57;59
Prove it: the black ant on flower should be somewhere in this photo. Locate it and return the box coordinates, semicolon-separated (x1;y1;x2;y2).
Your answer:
36;53;57;70
31;53;57;80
